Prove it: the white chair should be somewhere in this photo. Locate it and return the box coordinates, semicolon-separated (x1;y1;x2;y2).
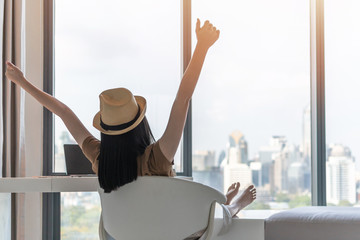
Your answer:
98;176;227;240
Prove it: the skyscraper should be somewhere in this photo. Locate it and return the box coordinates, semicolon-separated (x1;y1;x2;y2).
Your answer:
250;161;262;187
224;164;252;192
302;105;311;165
326;144;356;204
259;136;287;163
223;131;252;192
258;136;286;186
192;150;216;171
272;151;288;192
301;105;311;191
228;130;248;164
288;162;307;194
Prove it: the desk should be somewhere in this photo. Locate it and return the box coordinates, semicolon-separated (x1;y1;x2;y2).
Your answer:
0;176;99;192
0;176;193;193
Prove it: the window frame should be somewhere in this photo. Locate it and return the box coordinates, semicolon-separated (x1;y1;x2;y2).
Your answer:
310;0;326;206
43;0;61;239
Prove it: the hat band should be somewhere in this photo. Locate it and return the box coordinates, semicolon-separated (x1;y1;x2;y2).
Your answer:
100;107;140;131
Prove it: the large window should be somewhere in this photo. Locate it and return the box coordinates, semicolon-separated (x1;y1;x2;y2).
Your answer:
192;0;311;214
53;0;180;237
325;0;360;206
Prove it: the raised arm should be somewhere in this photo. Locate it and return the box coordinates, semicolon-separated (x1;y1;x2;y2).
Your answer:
5;61;93;147
159;19;220;161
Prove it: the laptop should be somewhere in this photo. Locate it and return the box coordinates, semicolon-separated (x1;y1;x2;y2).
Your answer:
64;144;95;175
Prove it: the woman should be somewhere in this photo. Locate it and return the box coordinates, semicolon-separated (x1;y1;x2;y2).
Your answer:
5;19;256;217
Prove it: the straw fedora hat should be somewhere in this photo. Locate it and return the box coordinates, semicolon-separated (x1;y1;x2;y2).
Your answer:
93;88;146;135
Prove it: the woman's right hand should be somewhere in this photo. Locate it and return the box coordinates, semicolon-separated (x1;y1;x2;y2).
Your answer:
5;61;25;86
195;19;220;50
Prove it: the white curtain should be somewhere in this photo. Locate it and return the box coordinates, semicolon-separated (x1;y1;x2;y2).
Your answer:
1;0;26;239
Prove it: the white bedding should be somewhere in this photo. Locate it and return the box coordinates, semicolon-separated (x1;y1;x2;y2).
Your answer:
265;206;360;240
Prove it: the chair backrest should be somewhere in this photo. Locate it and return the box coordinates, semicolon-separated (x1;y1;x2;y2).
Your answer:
98;176;226;240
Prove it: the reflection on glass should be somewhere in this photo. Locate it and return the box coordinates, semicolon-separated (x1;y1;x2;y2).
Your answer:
325;0;360;206
54;0;181;173
192;0;311;214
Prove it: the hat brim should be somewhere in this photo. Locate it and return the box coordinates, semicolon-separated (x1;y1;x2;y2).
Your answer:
93;96;147;135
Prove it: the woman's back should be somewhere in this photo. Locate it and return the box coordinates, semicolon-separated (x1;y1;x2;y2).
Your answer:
82;135;175;191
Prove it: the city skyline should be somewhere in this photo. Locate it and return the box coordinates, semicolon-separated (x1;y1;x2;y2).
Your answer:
192;100;359;207
194;130;359;208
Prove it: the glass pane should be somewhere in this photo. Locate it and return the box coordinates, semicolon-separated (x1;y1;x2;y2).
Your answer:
192;0;311;215
0;193;11;240
54;0;181;173
61;192;100;239
325;0;359;206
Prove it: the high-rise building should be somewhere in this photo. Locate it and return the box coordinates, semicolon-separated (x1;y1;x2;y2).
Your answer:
259;136;286;163
301;105;312;191
223;131;252;192
217;150;226;167
326;144;356;204
288;162;307;194
224;163;252;192
192;150;216;171
302;105;311;165
258;136;287;186
228;130;248;164
250;161;262;187
272;151;288;192
275;144;303;192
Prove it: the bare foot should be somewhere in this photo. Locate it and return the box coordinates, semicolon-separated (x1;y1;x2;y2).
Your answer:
227;185;256;217
225;182;240;205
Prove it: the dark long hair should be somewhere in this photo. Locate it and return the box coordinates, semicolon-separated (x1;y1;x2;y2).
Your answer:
98;117;155;193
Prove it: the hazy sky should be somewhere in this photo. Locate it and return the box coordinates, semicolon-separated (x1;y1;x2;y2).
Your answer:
54;0;360;170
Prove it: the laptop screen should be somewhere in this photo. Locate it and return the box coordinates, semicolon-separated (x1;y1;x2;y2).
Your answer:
64;144;95;175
